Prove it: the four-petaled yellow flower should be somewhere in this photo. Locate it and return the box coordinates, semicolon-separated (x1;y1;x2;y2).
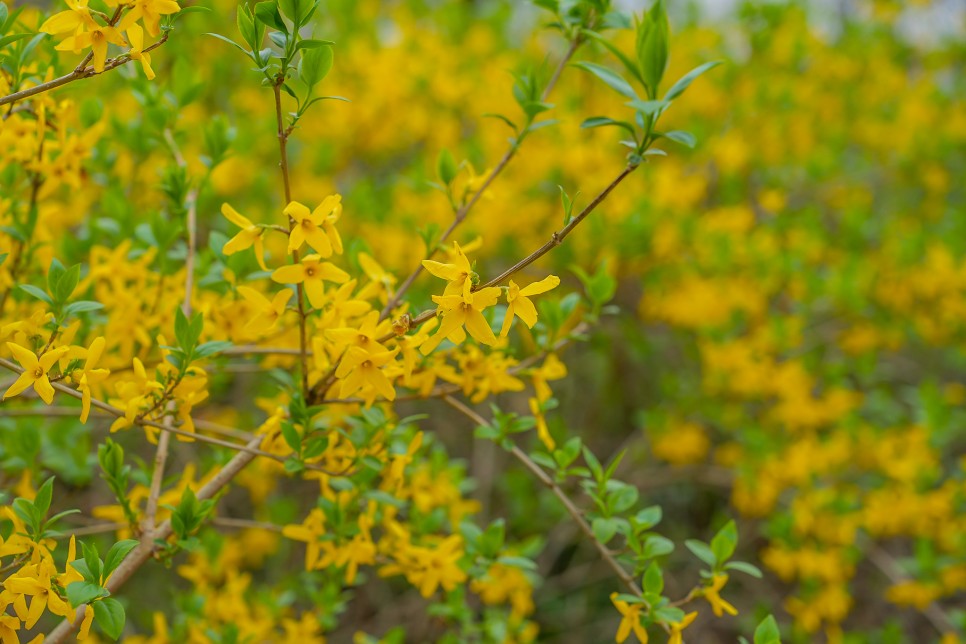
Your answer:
668;611;698;644
39;0;97;40
500;275;560;336
285;196;344;257
117;0;182;37
272;254;350;309
422;242;475;299
75;336;110;423
50;14;126;73
4;343;70;405
703;573;738;617
420;287;502;355
237;286;293;336
610;592;648;643
221;203;268;270
336;346;398;403
127;24;155;80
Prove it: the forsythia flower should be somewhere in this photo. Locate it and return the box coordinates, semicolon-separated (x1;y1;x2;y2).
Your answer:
703;573;738;617
75;336;110;423
285;196;343;257
668;611;698;644
610;593;648;643
4;343;70;404
221;203;268;270
336;346;398;403
118;0;181;37
127;24;155;80
422;242;475;299
54;23;127;74
500;275;560;336
39;0;96;38
528;397;555;450
420;287;502;354
237;286;293;336
272;254;350;309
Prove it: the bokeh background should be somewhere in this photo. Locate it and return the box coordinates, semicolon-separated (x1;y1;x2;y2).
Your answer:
2;0;966;641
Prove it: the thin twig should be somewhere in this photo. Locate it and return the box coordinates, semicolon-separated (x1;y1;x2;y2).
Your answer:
378;36;583;321
443;395;643;599
0;33;170;108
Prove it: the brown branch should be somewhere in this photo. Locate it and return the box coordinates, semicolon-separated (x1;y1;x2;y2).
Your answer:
378;35;583;321
0;33;170;108
478;163;637;289
443;395;643;599
273;80;310;399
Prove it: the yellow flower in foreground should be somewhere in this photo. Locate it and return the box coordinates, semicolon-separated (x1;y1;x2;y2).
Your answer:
422;241;475;299
118;0;182;37
500;275;560;336
237;286;292;336
54;24;127;73
75;336;110;423
610;592;648;643
703;573;738;617
221;203;268;270
336;346;398;403
285;196;343;257
4;343;70;404
272;255;349;309
668;611;698;644
420;287;502;355
39;0;96;37
529;397;555;451
127;24;155;80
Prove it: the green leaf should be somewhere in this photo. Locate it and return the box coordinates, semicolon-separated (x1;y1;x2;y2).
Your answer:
66;581;109;608
572;61;638;99
52;264;80;303
18;284;53;305
0;33;30;50
64;301;104;316
684;539;716;567
753;615;781;644
254;1;286;32
580;117;636;137
436;148;458;186
663;61;722;102
205;32;252;58
625;98;668;117
636;0;669;97
662;130;696;148
33;477;54;517
642;534;674;558
592;517;620;545
103;540;139;577
0;3;8;27
280;421;301;455
726;561;763;578
299;43;333;88
710;519;738;564
194;340;233;358
581;30;645;86
634;506;662;531
296;38;335;50
93;597;125;640
643;561;663;594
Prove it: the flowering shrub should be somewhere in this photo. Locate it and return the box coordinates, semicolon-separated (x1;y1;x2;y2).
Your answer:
0;0;963;642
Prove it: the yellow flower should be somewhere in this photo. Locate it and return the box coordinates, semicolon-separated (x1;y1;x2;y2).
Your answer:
127;24;155;80
271;254;350;309
54;24;127;73
335;346;398;403
221;203;268;270
285;196;343;257
528;397;555;450
668;611;698;644
703;573;738;617
75;336;110;423
500;275;560;336
420;286;502;355
4;343;70;405
39;0;97;37
610;592;648;643
236;286;292;336
422;241;475;299
118;0;181;37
